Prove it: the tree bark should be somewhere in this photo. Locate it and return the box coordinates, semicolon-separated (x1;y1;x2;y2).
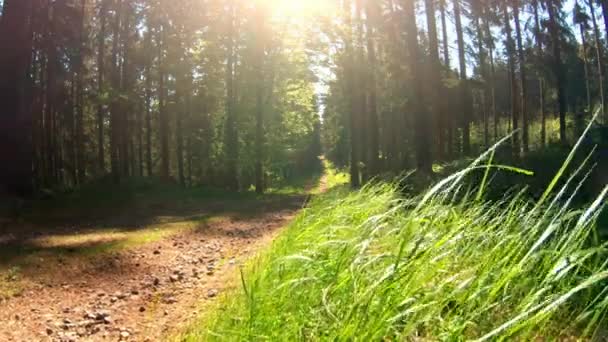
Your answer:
503;2;519;154
600;0;608;39
144;27;152;177
483;13;498;143
404;0;432;173
579;23;592;111
223;1;239;190
547;0;568;144
513;0;528;153
424;0;442;159
439;0;453;156
364;0;380;174
176;86;185;186
120;0;134;177
45;4;57;185
97;0;108;174
254;5;265;194
109;0;121;182
355;0;368;182
74;0;87;183
453;0;471;155
533;0;546;147
158;21;170;181
0;0;34;195
343;0;360;187
473;1;488;149
588;0;606;121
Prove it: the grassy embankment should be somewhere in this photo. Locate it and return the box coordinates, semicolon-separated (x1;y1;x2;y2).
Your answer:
180;132;608;340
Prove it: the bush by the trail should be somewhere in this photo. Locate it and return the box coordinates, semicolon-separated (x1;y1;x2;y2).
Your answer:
181;140;608;341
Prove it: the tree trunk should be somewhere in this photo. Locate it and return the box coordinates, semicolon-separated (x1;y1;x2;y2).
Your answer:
343;0;360;187
580;23;592;111
144;28;152;177
254;5;265;194
120;0;133;177
439;0;452;156
533;0;546;147
547;0;568;145
45;6;57;186
473;2;488;149
453;0;471;155
503;2;519;154
365;0;380;174
404;0;432;173
513;0;529;153
355;0;368;182
176;87;185;186
0;0;34;195
74;0;87;183
483;14;498;143
97;0;108;174
110;0;121;183
424;0;442;160
600;0;608;39
223;1;238;190
158;22;170;181
386;0;403;171
588;0;606;121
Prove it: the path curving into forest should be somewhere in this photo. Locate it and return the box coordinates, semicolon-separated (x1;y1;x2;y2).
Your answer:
0;188;319;342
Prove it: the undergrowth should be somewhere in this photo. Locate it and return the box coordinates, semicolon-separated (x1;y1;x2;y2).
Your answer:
180;119;608;340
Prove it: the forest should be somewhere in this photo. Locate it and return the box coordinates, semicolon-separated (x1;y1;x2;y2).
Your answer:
1;0;608;340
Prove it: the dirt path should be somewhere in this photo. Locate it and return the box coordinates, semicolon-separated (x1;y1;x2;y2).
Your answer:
0;201;303;342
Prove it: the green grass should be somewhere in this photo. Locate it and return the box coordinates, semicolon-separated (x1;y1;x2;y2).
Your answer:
0;266;23;299
179;131;608;340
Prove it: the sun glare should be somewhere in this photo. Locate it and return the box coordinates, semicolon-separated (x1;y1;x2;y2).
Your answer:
269;0;334;20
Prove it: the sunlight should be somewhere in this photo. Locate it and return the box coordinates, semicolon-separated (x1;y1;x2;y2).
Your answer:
267;0;334;20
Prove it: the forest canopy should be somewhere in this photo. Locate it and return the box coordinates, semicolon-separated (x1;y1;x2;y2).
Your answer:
1;0;608;194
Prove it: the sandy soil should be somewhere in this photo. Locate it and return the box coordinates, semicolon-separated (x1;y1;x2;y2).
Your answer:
0;202;303;342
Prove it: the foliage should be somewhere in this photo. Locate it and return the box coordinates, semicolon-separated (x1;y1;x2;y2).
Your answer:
180;146;608;341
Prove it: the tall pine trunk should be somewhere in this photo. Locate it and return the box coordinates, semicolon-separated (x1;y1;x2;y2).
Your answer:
176;86;185;186
483;14;498;143
533;0;546;147
343;0;360;187
404;0;432;173
513;0;528;153
355;0;368;182
588;0;606;121
45;6;57;186
453;0;471;155
503;1;519;154
223;1;239;190
0;0;34;195
600;0;608;39
547;0;568;144
158;22;170;181
144;27;152;177
254;5;265;194
75;0;87;183
439;0;452;156
365;0;380;174
96;0;108;174
424;0;442;160
579;22;592;110
109;0;121;182
472;1;488;149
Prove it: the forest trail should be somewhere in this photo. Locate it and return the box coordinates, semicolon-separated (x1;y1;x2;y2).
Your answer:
0;183;321;342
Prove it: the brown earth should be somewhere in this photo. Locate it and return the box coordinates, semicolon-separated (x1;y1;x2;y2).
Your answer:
0;193;310;342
